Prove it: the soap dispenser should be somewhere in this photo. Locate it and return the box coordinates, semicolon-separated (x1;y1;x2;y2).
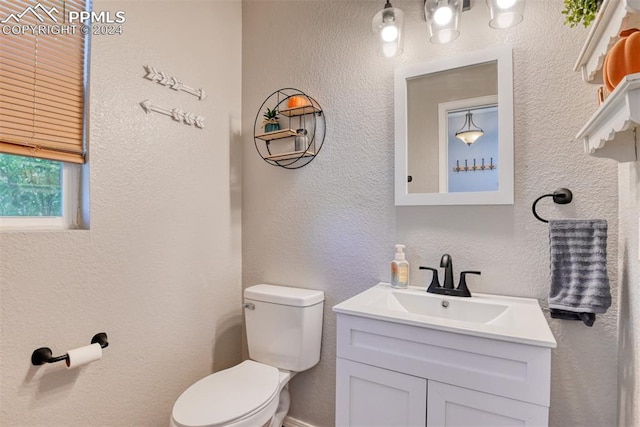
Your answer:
391;244;410;288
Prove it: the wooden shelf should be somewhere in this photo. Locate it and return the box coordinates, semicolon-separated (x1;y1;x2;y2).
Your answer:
279;104;322;117
575;73;640;162
573;1;640;161
264;150;316;161
255;128;297;141
574;0;640;83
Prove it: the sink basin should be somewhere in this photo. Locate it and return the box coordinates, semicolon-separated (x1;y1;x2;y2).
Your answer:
333;283;556;347
389;290;508;324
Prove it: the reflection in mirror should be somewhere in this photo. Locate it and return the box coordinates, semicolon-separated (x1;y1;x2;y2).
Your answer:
440;98;498;193
395;47;513;205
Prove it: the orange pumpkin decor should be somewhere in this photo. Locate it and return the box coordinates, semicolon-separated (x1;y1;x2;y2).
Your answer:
603;28;640;93
287;95;310;109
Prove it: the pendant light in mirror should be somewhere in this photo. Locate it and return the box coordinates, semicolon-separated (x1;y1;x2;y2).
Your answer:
455;111;484;146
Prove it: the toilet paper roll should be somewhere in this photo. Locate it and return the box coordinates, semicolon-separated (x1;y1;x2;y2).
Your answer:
65;343;102;369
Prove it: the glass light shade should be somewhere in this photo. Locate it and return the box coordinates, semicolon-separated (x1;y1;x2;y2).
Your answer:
487;0;525;29
372;3;405;57
425;0;462;44
455;111;484;146
455;130;484;145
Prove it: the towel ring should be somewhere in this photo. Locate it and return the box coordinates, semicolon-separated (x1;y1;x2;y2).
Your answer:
532;188;573;223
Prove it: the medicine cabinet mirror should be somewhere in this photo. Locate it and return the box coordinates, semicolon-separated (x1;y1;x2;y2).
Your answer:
394;46;514;205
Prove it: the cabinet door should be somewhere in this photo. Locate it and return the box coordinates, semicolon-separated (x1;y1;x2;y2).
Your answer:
427;381;549;427
336;358;427;427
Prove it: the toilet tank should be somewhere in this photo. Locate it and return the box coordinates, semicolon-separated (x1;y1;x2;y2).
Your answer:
244;284;324;372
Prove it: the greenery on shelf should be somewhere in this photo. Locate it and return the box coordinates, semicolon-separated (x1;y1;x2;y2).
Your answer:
262;107;279;127
561;0;601;28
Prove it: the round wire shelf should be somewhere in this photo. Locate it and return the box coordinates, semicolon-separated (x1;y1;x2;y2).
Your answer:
253;88;325;169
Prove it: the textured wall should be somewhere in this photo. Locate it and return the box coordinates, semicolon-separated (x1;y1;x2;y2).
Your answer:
242;1;619;426
0;1;242;425
617;162;640;427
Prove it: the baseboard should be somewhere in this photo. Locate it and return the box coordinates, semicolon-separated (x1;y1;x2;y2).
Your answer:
283;415;316;427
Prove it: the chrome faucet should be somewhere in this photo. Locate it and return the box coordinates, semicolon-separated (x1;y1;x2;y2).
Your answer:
419;254;480;297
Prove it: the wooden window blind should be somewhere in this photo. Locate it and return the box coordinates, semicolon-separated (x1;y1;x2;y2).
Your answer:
0;0;88;164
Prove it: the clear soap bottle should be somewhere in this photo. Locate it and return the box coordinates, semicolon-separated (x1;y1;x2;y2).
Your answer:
391;244;409;288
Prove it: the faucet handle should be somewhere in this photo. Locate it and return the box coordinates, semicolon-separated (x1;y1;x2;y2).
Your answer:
419;266;441;293
457;271;481;298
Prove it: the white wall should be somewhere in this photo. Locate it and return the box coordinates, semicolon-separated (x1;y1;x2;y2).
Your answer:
617;161;640;427
242;1;619;426
0;1;242;425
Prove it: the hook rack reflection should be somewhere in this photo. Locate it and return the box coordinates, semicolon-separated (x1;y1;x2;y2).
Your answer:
453;157;496;173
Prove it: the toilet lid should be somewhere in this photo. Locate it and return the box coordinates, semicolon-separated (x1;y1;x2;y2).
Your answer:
172;360;280;427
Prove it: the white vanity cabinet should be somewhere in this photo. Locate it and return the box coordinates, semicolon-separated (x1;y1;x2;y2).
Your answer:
426;381;549;427
337;358;427;426
335;314;552;427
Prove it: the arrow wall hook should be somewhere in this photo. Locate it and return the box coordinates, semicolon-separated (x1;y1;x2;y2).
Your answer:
140;99;205;129
143;65;206;100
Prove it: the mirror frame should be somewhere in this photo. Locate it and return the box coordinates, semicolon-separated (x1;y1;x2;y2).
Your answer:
394;46;514;206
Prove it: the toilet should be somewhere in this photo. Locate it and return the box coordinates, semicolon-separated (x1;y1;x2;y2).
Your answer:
170;284;324;427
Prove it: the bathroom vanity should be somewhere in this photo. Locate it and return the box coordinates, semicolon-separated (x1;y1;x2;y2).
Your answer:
333;283;556;427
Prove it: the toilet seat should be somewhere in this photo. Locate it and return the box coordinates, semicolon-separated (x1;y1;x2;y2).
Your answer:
171;360;280;427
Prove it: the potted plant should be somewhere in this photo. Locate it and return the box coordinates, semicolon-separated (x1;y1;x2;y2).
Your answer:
561;0;602;28
262;107;280;133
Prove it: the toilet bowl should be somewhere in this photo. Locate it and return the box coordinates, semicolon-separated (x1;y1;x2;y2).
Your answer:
170;360;293;427
170;284;324;427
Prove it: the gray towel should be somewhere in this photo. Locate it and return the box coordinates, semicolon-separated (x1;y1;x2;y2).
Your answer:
548;220;611;316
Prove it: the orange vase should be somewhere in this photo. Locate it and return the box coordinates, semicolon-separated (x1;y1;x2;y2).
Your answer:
287;95;310;109
603;28;640;92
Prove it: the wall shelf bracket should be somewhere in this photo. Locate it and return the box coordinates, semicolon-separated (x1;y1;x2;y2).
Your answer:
575;73;640;162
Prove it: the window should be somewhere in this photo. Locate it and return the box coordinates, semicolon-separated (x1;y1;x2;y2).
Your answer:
0;0;89;229
0;153;80;228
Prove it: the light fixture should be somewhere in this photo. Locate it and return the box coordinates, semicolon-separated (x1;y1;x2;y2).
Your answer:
372;0;405;58
455;111;484;146
373;0;525;55
425;0;462;44
487;0;525;29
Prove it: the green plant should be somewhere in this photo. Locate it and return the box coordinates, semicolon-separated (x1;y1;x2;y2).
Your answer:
263;107;278;120
561;0;601;28
262;107;279;128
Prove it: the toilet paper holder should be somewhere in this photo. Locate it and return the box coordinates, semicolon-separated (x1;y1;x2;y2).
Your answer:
31;332;109;365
